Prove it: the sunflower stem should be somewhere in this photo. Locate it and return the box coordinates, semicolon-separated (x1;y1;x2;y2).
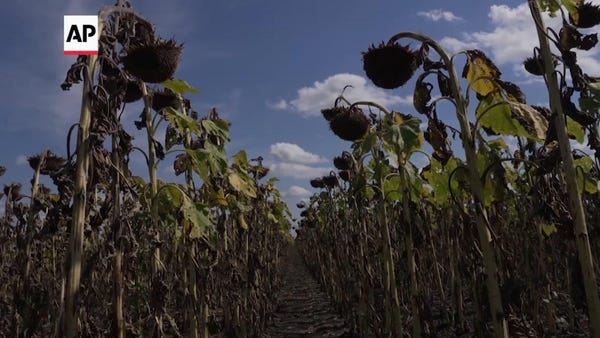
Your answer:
63;42;99;338
388;31;509;337
529;1;600;336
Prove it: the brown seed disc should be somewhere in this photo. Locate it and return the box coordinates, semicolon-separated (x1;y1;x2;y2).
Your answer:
363;42;419;89
123;39;182;83
339;170;350;182
321;107;342;121
322;174;338;188
124;80;143;103
310;178;325;189
329;107;370;141
523;57;544;76
152;88;179;112
333;156;352;170
570;2;600;28
28;152;66;175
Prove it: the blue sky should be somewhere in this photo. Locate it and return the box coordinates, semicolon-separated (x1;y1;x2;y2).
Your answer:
1;1;599;222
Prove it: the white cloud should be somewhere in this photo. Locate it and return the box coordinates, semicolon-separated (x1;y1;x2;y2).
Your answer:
270;142;326;164
278;73;412;117
440;3;600;76
267;99;288;110
269;162;332;179
16;155;28;166
418;9;462;22
287;185;312;198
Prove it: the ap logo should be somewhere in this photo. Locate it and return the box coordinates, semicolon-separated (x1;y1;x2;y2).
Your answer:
64;15;98;55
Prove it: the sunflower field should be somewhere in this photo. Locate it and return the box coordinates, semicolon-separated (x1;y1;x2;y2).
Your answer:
2;0;600;337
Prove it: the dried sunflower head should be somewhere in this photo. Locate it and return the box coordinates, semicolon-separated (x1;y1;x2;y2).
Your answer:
152;88;179;112
28;152;66;175
569;2;600;28
363;41;419;89
523;56;545;76
579;33;598;50
321;107;342;121
322;174;338;188
333;155;352;170
339;170;350;182
124;80;143;103
123;39;182;83
310;178;325;189
329;106;370;141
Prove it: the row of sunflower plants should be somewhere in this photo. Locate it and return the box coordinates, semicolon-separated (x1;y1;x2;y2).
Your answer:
0;1;291;337
296;1;600;337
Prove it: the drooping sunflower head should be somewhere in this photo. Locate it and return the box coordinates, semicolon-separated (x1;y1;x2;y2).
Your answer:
328;106;370;141
363;41;419;89
123;39;182;83
569;1;600;29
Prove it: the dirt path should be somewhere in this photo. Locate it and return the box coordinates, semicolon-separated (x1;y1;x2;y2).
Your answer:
264;246;354;338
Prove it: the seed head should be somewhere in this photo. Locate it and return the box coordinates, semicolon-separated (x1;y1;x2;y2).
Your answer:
328;106;370;141
124;39;182;83
363;41;419;89
570;2;600;28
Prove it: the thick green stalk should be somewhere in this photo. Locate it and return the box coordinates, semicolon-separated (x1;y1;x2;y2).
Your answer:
403;185;421;337
528;1;600;335
389;32;508;337
142;83;163;336
111;131;125;338
378;176;403;337
110;8;125;338
63;48;99;337
181;97;199;338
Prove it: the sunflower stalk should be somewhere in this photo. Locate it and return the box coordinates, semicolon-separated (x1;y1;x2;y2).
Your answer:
14;150;47;336
109;6;125;337
141;82;164;336
180;95;200;338
63;48;99;338
403;179;422;337
375;161;403;337
387;31;509;337
528;1;600;336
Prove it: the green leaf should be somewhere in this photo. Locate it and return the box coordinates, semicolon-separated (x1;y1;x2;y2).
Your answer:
476;94;547;141
202;119;230;142
233;150;250;169
228;172;257;198
403;161;423;202
463;50;501;97
567;117;585;143
581;82;600;112
423;157;465;206
162;78;199;95
574;156;598;194
538;0;561;16
181;198;213;239
488;138;510;152
163;107;202;135
357;130;378;157
541;223;558;236
509;102;548;141
186;149;210;181
382;115;423;165
205;143;229;176
589;80;600;94
563;0;583;24
157;183;184;211
384;175;402;202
